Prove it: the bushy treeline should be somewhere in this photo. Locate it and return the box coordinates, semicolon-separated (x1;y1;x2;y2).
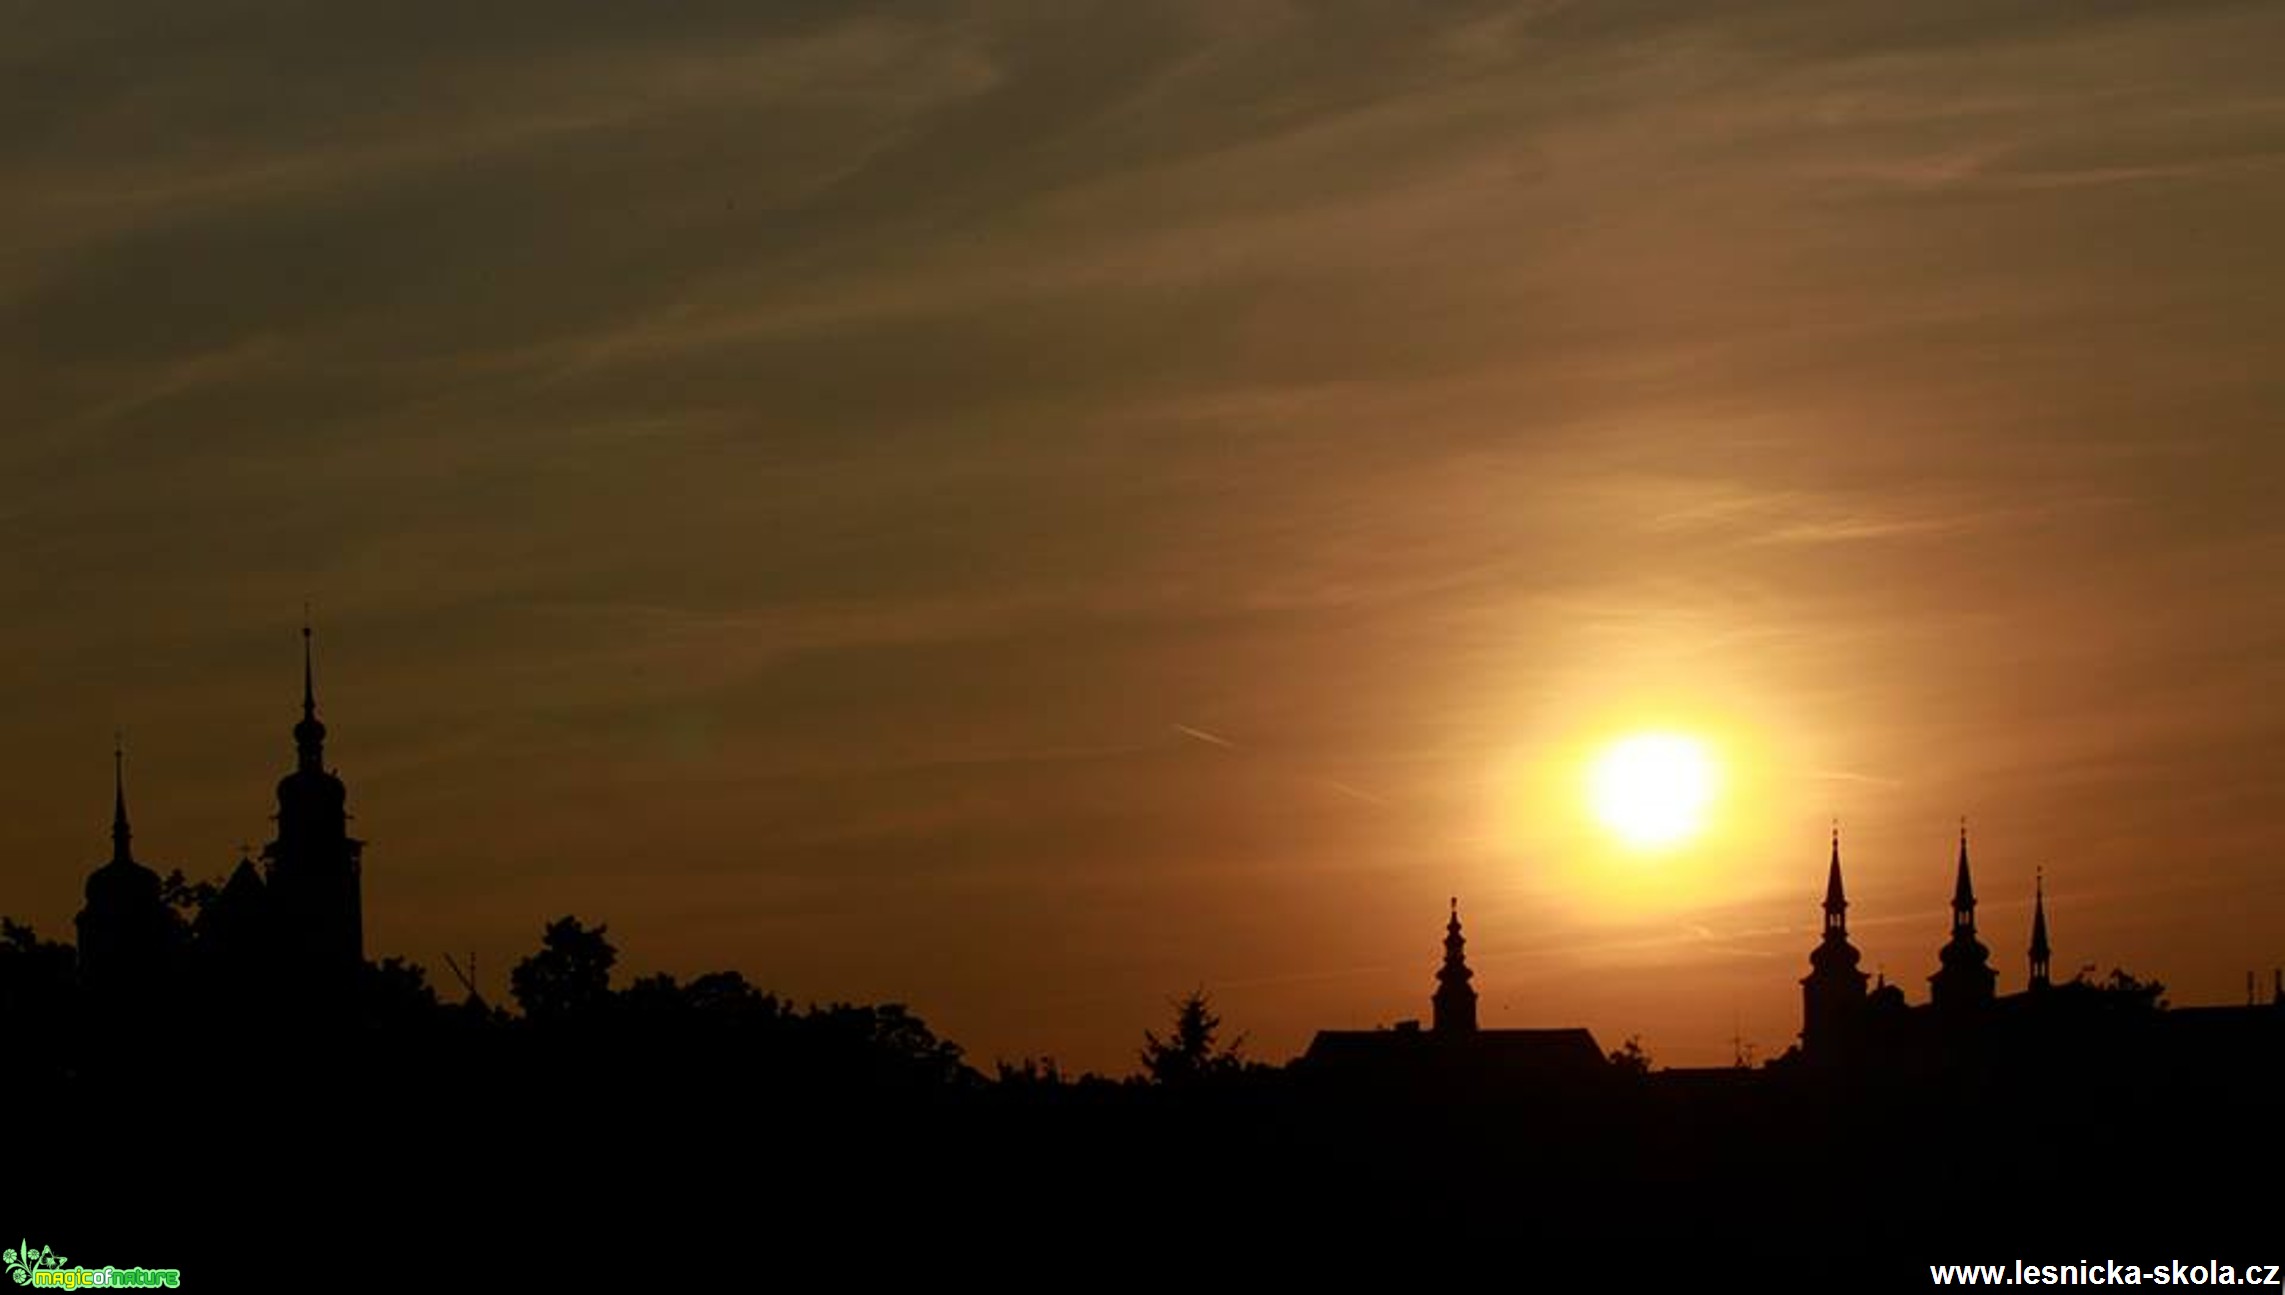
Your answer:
0;888;1280;1110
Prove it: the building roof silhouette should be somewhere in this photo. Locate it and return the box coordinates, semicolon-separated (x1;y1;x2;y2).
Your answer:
1300;901;1608;1087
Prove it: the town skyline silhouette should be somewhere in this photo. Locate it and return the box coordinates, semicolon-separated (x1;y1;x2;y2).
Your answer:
13;0;2285;1282
43;623;2282;1083
14;625;2283;1283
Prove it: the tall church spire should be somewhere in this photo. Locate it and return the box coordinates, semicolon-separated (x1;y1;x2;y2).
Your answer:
1432;897;1478;1033
2028;869;2051;991
1801;825;1868;1056
267;617;365;983
294;618;327;773
79;737;170;1003
1822;821;1848;937
1930;818;1997;1010
110;733;132;865
1950;818;1977;936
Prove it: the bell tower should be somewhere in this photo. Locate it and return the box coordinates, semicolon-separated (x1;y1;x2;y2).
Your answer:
1800;824;1869;1055
262;622;364;989
76;739;177;1003
1928;821;1996;1011
1432;898;1478;1033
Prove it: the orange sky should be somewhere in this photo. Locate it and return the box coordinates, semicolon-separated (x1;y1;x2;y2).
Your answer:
7;1;2284;1072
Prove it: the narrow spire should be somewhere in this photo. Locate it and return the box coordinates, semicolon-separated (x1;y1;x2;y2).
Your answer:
110;732;133;864
1929;817;1996;1008
2028;868;2051;990
1951;818;1977;927
1802;820;1867;1044
1822;822;1849;936
302;613;317;721
293;617;328;771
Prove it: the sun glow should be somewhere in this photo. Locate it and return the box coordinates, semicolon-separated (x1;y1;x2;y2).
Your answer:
1480;672;1793;920
1588;733;1718;849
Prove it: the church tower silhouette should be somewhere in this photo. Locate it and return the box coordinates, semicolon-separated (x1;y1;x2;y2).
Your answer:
75;739;176;1003
261;623;364;989
1432;897;1478;1033
1800;825;1870;1054
1928;821;1996;1010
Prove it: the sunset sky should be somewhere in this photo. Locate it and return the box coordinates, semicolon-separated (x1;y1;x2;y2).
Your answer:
8;1;2283;1072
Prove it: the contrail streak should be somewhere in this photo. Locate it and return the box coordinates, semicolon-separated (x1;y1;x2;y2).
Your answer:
1172;723;1238;750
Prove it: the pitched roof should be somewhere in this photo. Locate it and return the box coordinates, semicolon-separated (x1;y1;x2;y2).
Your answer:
1301;1026;1609;1078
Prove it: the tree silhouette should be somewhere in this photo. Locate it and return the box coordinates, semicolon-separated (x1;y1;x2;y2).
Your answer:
159;869;218;925
511;916;617;1024
682;969;780;1022
800;1002;973;1090
1140;989;1246;1085
363;955;439;1026
0;920;77;1077
2080;966;2168;1011
1607;1034;1652;1076
996;1056;1064;1088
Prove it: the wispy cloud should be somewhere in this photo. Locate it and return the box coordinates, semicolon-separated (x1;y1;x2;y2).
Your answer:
1805;769;1906;790
1172;723;1238;750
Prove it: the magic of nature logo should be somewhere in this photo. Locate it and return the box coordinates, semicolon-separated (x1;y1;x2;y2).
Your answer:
4;1241;179;1289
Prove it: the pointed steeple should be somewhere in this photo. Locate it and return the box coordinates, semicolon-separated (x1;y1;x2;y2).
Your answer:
1930;818;1997;1010
2027;869;2051;991
78;730;171;1001
267;614;365;982
294;618;327;772
1800;825;1869;1056
1805;828;1865;976
1950;818;1977;935
110;733;133;865
1822;821;1848;937
1432;896;1478;1033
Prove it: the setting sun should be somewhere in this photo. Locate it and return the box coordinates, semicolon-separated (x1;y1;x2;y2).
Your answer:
1588;733;1718;849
